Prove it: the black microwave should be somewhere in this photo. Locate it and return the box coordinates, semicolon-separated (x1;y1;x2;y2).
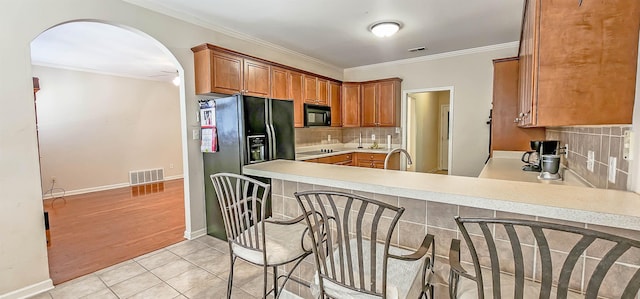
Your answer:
304;104;331;126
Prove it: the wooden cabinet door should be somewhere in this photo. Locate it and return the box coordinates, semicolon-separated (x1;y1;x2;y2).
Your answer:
492;58;545;155
303;75;318;104
377;80;400;127
517;0;639;127
211;50;243;95
271;67;289;100
342;83;361;127
329;81;342;127
317;78;329;105
243;59;270;97
361;82;377;127
289;71;305;128
517;0;537;127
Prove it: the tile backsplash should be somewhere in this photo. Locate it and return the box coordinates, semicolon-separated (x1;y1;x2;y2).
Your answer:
295;127;402;148
294;127;343;146
546;126;631;190
342;127;402;147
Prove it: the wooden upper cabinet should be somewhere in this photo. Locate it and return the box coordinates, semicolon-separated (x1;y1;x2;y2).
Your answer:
342;83;361;127
193;46;272;96
193;49;243;95
329;81;342;127
317;78;329;105
377;79;400;127
303;75;329;105
243;59;270;97
361;78;401;127
303;75;318;104
289;71;305;128
270;66;289;100
492;58;545;155
361;82;377;127
518;0;640;127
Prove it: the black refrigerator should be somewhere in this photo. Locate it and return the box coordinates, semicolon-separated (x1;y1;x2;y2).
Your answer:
203;94;295;240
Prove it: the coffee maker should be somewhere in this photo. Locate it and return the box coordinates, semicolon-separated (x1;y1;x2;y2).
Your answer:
522;140;560;173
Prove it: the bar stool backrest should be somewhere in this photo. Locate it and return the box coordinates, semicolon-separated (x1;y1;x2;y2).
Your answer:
294;190;405;298
455;217;640;299
210;173;270;252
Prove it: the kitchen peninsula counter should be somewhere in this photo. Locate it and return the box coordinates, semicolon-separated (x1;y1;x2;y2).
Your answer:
243;160;640;231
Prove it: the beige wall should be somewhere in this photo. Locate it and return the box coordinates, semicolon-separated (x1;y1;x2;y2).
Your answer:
344;45;518;176
0;0;341;296
33;66;182;194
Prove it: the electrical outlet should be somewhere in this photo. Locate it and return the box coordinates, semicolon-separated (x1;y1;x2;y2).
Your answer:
169;163;174;169
395;127;401;134
608;157;617;183
587;150;595;172
192;129;200;140
564;144;569;158
371;134;376;141
328;134;331;142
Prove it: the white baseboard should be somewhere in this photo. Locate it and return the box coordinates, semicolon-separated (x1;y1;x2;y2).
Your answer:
42;175;184;199
0;279;53;299
184;228;207;240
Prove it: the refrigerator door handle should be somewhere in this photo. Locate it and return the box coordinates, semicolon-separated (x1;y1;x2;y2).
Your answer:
267;99;277;160
269;123;277;160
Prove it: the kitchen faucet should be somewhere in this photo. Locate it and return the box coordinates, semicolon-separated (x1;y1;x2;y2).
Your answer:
384;148;413;170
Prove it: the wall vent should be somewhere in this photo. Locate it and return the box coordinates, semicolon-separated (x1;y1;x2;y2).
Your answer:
129;168;164;186
408;46;426;53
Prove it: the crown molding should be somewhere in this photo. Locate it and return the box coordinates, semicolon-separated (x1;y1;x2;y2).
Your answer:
345;41;520;72
123;0;342;73
31;62;175;83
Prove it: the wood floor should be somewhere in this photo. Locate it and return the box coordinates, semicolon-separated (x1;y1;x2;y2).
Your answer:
43;179;186;285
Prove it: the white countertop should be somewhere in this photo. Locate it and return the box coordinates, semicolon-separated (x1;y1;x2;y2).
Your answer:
244;160;640;231
480;152;592;188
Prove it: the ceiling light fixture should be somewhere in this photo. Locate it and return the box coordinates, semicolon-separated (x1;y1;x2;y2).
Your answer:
370;21;401;38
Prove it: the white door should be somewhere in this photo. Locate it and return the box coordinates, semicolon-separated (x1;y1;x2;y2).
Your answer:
439;105;450;170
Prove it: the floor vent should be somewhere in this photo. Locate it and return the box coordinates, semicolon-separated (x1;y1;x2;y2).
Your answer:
129;168;164;186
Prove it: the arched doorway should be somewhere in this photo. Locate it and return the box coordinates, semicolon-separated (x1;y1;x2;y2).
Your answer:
31;20;189;284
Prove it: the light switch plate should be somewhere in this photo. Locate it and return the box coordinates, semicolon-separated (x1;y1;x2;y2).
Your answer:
623;131;632;160
608;156;617;183
192;129;200;140
371;134;376;141
587;150;595;172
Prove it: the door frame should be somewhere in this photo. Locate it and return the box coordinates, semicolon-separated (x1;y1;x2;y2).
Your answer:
402;86;454;173
439;104;450;170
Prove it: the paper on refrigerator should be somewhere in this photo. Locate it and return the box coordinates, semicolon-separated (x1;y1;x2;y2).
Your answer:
200;100;218;152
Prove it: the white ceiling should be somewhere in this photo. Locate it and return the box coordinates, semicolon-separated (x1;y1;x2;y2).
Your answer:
30;22;178;82
30;1;524;80
127;0;524;68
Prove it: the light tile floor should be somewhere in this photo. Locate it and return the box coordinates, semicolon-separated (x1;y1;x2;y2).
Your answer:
29;236;302;299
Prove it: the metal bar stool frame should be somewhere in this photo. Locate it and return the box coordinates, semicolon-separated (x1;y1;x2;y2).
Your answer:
211;173;312;298
295;190;436;299
449;217;640;299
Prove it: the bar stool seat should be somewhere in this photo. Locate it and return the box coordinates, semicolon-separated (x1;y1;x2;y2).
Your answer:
455;268;583;299
311;239;429;299
232;220;312;265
